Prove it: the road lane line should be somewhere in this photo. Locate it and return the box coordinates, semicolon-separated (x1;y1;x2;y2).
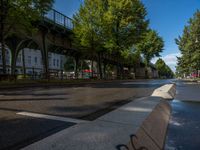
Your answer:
121;82;157;85
16;112;88;123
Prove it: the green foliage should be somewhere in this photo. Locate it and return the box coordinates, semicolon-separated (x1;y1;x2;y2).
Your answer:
122;48;141;65
73;0;164;79
64;56;89;72
64;57;75;71
103;0;148;53
73;0;148;78
1;0;54;38
176;10;200;76
73;0;105;53
155;58;174;78
73;0;149;60
136;29;164;66
0;0;54;74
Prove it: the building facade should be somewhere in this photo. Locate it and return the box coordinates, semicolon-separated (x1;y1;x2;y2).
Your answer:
0;48;66;76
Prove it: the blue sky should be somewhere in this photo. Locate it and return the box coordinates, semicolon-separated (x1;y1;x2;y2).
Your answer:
54;0;200;71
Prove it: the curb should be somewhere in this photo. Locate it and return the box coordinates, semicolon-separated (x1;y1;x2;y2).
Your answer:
151;84;176;100
123;101;171;150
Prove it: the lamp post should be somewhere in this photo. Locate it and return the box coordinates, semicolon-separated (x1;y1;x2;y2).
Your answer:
195;36;200;78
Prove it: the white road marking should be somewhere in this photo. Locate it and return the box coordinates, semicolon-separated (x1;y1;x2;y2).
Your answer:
16;112;88;124
122;82;157;85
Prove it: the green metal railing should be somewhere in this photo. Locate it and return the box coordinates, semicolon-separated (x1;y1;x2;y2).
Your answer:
44;9;73;30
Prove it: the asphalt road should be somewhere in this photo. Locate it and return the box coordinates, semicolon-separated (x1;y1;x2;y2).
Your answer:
165;80;200;150
0;79;171;150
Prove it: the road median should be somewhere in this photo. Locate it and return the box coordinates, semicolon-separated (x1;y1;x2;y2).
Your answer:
22;83;174;150
124;101;171;150
151;84;176;100
22;98;171;150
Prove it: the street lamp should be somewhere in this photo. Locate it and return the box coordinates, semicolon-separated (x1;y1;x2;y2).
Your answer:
194;37;200;78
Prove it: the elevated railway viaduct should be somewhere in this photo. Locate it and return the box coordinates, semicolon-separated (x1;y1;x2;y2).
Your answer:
3;8;155;79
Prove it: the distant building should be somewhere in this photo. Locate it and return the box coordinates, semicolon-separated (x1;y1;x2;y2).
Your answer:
135;62;158;79
0;47;66;75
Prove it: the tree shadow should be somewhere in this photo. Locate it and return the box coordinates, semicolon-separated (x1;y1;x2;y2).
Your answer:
0;116;75;150
0;97;68;102
49;99;131;120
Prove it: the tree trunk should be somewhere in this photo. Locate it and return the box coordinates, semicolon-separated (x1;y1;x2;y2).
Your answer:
11;51;16;75
0;0;12;76
103;62;107;79
41;31;49;80
74;56;79;79
91;59;94;78
0;22;6;74
145;61;149;79
1;40;6;74
97;52;102;79
22;49;26;78
120;64;124;79
81;60;83;78
0;0;6;75
61;69;63;80
117;61;121;79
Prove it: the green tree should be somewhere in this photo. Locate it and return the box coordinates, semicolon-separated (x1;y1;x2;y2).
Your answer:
103;0;148;78
64;56;75;72
155;58;174;78
0;0;54;74
73;0;148;79
136;29;164;78
137;29;164;65
73;0;105;79
103;0;148;51
176;57;188;77
64;56;89;72
176;10;200;76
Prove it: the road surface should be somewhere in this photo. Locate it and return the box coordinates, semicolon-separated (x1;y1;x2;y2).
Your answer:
0;79;171;150
165;80;200;150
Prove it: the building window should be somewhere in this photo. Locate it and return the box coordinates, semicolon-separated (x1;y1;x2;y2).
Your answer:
17;54;21;63
6;57;10;64
28;71;32;75
40;58;43;65
35;57;37;64
57;59;59;67
48;57;51;66
28;56;31;64
53;59;56;66
61;60;63;68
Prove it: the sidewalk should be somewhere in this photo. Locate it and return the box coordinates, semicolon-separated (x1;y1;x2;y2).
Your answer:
22;96;165;150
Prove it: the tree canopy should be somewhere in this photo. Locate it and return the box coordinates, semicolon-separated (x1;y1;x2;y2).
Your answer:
73;0;164;79
136;29;164;66
0;0;54;74
176;10;200;77
155;58;174;78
